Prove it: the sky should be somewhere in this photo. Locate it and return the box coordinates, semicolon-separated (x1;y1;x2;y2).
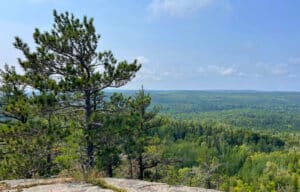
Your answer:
0;0;300;91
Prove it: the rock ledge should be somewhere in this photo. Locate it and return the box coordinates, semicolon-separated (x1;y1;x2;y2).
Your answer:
0;178;221;192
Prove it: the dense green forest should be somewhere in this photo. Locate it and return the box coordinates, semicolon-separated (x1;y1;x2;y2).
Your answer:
149;91;300;132
0;10;299;192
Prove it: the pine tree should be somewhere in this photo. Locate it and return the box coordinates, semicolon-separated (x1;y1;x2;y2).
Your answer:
126;87;160;179
12;10;141;168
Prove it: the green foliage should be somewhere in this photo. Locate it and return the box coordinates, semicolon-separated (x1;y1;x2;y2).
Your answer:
121;88;161;179
1;83;299;191
217;150;300;191
143;90;300;132
0;117;77;179
93;110;126;176
10;9;140;169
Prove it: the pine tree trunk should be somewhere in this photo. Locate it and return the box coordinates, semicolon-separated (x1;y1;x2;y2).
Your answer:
128;158;133;179
138;154;144;180
46;114;52;175
85;90;94;168
46;145;52;175
107;163;113;177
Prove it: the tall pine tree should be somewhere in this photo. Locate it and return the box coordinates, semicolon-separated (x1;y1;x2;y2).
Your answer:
12;10;141;168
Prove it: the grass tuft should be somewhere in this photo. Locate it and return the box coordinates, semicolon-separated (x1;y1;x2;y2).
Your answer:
86;177;127;192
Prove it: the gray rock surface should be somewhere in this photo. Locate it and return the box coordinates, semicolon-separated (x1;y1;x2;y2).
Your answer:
0;178;221;192
104;178;220;192
0;178;112;192
5;183;113;192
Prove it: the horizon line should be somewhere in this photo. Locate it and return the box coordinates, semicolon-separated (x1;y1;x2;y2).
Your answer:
106;88;300;93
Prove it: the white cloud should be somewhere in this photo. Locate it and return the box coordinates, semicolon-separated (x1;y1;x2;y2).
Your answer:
271;65;289;76
135;56;149;65
271;69;288;76
162;71;170;76
288;74;297;78
132;56;183;83
148;0;215;17
132;56;161;81
220;67;237;76
197;65;240;76
139;67;162;81
254;62;294;77
288;57;300;64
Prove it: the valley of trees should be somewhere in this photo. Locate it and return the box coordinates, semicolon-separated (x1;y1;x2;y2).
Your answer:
0;11;299;192
149;90;300;133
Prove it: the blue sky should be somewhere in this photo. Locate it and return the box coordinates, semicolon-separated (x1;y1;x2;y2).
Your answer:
0;0;300;91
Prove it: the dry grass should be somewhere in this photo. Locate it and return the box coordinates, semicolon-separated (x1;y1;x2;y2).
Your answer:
86;178;127;192
0;169;127;192
82;170;127;192
0;182;10;191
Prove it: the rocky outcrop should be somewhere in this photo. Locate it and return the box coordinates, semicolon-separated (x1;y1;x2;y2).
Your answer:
104;178;220;192
0;178;221;192
0;178;112;192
